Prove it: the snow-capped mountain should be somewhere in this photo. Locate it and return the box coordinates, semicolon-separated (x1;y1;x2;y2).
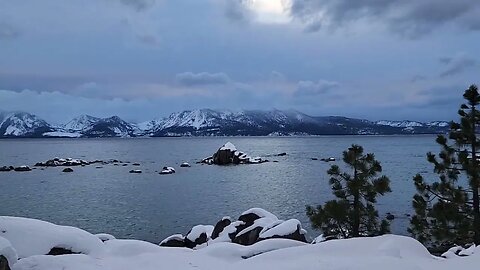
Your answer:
0;109;451;138
81;116;141;138
0;112;52;137
62;115;100;132
375;120;450;133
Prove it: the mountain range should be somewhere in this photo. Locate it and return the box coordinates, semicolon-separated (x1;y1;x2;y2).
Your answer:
0;109;450;138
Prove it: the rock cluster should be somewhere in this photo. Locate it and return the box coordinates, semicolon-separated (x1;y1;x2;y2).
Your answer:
200;142;268;165
160;208;308;249
34;157;106;167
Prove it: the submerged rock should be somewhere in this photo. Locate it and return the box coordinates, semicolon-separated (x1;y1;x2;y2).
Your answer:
180;162;191;168
129;170;142;174
62;168;74;173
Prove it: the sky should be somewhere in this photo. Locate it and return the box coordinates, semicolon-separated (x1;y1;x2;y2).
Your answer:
0;0;479;124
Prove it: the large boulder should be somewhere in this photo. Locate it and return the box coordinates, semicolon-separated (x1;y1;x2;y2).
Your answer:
201;142;267;165
258;219;308;243
159;234;185;248
184;225;214;249
211;217;232;240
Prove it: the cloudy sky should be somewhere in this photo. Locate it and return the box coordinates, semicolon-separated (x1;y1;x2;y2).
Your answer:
0;0;479;124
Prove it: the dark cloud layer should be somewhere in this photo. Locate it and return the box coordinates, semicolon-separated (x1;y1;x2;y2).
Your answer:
289;0;480;38
175;72;231;87
439;54;478;77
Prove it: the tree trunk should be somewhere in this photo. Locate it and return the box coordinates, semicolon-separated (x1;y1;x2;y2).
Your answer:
352;160;360;237
470;105;480;245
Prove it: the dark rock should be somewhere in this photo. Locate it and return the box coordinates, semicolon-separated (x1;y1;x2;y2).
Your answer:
129;169;142;174
201;142;267;165
277;152;287;156
132;163;141;166
233;226;263;246
184;226;209;249
311;158;318;160
386;214;395;220
62;168;74;173
272;160;279;163
0;255;10;270
47;247;76;256
122;164;128;166
180;162;191;167
95;166;103;169
14;166;31;172
160;234;185;248
0;166;14;172
211;217;232;239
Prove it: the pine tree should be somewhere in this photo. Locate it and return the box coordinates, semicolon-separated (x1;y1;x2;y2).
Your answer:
306;144;391;239
409;84;480;252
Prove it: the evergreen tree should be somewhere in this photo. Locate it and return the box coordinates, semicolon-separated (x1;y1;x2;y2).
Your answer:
409;84;480;251
306;144;391;239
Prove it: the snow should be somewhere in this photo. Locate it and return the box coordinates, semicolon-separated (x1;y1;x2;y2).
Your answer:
13;233;480;270
43;132;82;138
4;215;480;270
186;225;214;241
0;216;104;258
95;234;116;242
219;142;237;151
0;236;18;267
259;219;303;239
241;208;278;220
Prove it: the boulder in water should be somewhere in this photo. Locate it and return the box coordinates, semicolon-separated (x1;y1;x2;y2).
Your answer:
159;167;175;175
62;168;74;173
0;166;14;172
201;142;268;165
14;166;31;172
180;162;191;168
129;169;142;174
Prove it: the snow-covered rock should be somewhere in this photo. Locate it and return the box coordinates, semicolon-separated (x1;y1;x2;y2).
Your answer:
0;236;18;268
185;225;214;249
258;219;307;243
201;143;268;165
159;234;185;248
159;166;176;175
94;233;116;242
0;216;104;258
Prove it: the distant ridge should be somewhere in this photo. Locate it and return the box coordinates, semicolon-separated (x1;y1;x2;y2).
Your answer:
0;109;450;138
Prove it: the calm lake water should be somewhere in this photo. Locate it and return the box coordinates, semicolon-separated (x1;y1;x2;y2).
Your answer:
0;136;440;242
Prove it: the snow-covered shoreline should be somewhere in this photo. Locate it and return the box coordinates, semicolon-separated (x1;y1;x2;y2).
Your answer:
1;209;479;270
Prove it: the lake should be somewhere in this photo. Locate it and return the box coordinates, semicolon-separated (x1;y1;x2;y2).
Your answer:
0;136;440;243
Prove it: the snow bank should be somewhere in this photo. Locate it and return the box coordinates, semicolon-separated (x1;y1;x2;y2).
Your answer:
0;216;104;258
0;236;18;267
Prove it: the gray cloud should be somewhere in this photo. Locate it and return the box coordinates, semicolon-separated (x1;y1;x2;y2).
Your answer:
119;0;155;11
289;0;480;38
225;0;253;23
439;54;478;77
295;80;339;96
0;22;20;39
175;72;231;87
